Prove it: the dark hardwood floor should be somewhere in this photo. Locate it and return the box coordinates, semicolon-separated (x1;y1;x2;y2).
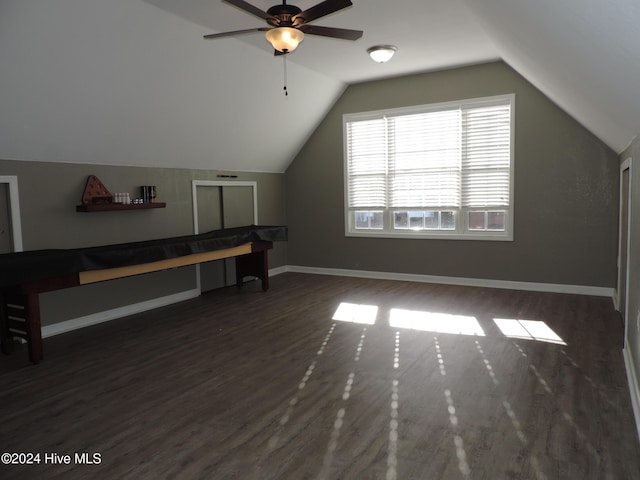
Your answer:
1;273;638;479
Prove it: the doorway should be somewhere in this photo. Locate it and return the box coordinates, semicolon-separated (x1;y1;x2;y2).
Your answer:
618;158;631;332
192;181;258;292
0;176;23;253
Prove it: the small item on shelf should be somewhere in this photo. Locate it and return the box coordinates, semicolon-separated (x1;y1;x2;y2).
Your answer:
81;175;113;205
113;193;132;204
140;186;157;203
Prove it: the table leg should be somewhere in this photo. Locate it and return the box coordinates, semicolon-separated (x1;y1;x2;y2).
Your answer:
0;291;13;355
0;289;42;363
25;292;43;364
236;249;270;291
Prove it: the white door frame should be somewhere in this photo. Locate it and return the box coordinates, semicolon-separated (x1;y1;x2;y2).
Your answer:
191;180;258;234
191;180;258;291
618;157;632;342
0;175;23;252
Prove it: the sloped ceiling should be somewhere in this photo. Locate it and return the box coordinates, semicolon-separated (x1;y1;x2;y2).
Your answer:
1;0;638;174
462;0;640;154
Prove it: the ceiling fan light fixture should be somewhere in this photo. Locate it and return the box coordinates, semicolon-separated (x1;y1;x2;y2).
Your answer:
367;45;397;63
265;27;304;53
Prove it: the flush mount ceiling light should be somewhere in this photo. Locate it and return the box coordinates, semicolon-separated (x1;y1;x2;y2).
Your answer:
367;45;397;63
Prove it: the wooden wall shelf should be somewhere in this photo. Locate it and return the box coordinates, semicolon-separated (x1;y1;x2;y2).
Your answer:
76;202;166;212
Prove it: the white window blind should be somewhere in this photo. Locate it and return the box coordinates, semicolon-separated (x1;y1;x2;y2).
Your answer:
389;109;461;208
461;104;511;207
344;94;514;240
346;118;387;208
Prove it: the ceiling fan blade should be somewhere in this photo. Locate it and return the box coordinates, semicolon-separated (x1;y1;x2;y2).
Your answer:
204;27;270;39
298;24;363;40
293;0;353;25
223;0;274;21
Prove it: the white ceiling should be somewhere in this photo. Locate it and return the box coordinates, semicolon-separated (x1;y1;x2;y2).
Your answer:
463;0;640;156
1;0;639;173
145;0;499;84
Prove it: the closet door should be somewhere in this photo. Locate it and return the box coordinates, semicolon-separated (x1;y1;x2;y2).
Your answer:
193;181;257;292
221;186;255;285
196;185;225;292
0;176;22;254
0;183;12;254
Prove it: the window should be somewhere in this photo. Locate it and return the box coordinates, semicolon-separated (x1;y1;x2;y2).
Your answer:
344;94;514;240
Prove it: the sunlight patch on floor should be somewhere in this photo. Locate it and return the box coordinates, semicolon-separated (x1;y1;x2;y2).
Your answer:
494;319;566;345
332;302;379;325
444;389;471;477
474;340;499;386
268;323;336;451
319;328;367;480
387;332;401;480
434;336;447;376
389;309;485;336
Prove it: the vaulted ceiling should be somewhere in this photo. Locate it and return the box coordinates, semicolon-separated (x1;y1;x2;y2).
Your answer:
1;0;638;173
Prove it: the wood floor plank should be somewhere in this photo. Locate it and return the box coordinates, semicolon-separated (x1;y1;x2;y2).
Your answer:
0;273;638;479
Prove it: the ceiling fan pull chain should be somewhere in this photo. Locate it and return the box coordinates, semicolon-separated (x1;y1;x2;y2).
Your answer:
283;55;288;96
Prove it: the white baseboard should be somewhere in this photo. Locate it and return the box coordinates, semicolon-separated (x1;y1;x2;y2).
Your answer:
41;264;289;338
41;288;200;339
39;265;614;339
284;265;615;298
613;289;620;311
268;265;288;277
623;346;640;444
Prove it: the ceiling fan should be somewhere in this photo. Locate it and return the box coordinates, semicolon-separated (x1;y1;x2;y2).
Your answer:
204;0;363;55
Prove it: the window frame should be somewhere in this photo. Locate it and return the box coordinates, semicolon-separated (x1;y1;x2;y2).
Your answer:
343;94;515;241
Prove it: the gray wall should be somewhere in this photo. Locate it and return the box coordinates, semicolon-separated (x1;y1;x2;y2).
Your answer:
0;159;287;326
285;62;619;288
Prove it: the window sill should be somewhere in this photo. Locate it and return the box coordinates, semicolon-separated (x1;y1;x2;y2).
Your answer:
345;231;513;241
